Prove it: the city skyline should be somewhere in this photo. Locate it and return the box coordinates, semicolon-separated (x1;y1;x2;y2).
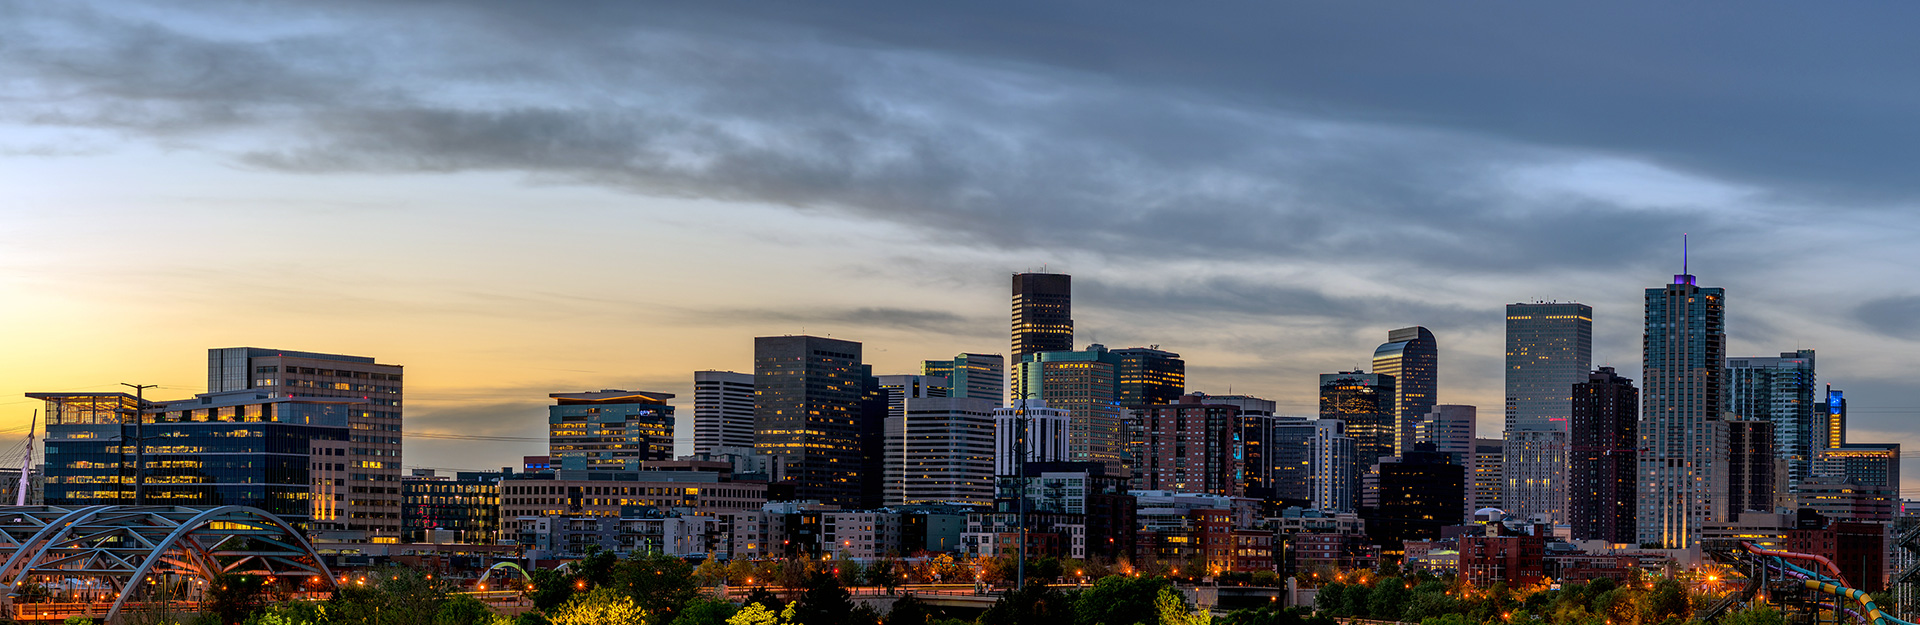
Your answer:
3;2;1920;495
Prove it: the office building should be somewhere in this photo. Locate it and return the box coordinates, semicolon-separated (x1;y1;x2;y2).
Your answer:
1269;417;1317;506
993;401;1070;476
1726;418;1776;515
969;461;1135;561
403;470;502;544
1320;370;1394;503
1638;267;1727;548
498;469;768;535
1012;272;1073;362
1471;438;1505;519
1728;351;1817;489
1187;393;1283;498
753;335;872;509
548;390;675;472
1113;347;1185;407
1413;405;1476;464
1311;420;1355;513
1372;326;1438;455
31;389;350;530
884;396;998;506
206;347;404;538
1012;345;1127;473
1821;385;1847;451
1130;394;1243;496
921;353;1005;401
1815;443;1900;505
1502;303;1591;528
1364;447;1466;546
1568;367;1637;544
693;371;755;455
874;374;952;418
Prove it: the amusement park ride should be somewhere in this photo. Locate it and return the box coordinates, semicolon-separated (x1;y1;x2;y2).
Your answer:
1704;533;1920;625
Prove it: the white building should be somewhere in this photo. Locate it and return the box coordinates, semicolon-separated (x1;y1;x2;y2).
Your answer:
885;396;997;506
693;371;754;455
993;401;1069;476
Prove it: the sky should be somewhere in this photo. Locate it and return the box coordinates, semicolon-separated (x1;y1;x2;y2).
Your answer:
2;1;1918;490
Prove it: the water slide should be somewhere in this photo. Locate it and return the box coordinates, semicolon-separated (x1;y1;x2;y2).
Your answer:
1738;542;1913;625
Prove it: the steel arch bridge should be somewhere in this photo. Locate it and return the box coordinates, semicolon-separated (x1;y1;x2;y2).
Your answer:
0;505;337;623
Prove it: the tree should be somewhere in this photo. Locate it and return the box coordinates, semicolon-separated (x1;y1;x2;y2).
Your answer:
980;583;1073;625
1075;575;1172;625
1641;578;1690;624
1157;586;1211;625
868;556;904;593
743;587;786;614
549;587;648;625
671;597;741;625
435;594;503;625
1314;583;1346;616
324;567;459;625
206;573;280;625
1722;605;1786;625
884;594;931;625
789;571;856;625
610;552;699;623
728;603;797;625
694;558;729;586
836;559;866;587
1366;577;1411;621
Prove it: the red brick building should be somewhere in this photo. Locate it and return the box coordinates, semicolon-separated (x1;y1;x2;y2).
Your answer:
1788;517;1885;592
1460;532;1545;586
1130;396;1243;496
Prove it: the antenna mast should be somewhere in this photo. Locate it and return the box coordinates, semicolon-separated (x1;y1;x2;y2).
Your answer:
17;411;35;506
1683;233;1689;275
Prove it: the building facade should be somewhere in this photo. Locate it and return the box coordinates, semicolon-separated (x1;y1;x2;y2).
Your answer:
1471;438;1505;521
207;347;405;538
1012;272;1074;363
1129;395;1242;496
993;401;1070;476
921;353;1005;401
1372;326;1438;456
1311;420;1355;513
1727;351;1817;490
1569;367;1637;544
404;471;502;544
548;390;675;472
884;396;998;506
1638;271;1727;548
1319;371;1394;504
1503;303;1592;528
1413;405;1476;464
693;371;755;455
1726;418;1777;515
753;335;872;509
1113;347;1186;408
1012;345;1127;474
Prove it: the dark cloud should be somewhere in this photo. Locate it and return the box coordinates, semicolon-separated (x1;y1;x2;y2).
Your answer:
1853;295;1920;340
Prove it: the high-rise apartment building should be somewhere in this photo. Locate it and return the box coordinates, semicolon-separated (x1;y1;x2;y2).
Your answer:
1569;367;1636;544
992;401;1070;476
1320;371;1395;503
1372;327;1437;455
1189;393;1280;498
1726;418;1776;515
207;347;404;538
1412;405;1476;464
1728;351;1817;489
1012;345;1126;473
1130;394;1242;496
1638;269;1727;548
1471;438;1504;520
1311;420;1355;513
884;396;997;506
1502;303;1592;527
548;390;675;471
921;353;1005;401
1113;347;1185;407
693;371;755;455
753;335;872;508
1012;273;1073;363
874;375;952;418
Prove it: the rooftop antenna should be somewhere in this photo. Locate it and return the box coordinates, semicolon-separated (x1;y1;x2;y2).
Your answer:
1683;233;1689;276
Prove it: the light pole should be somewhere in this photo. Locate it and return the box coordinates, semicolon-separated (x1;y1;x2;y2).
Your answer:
121;383;156;506
1013;392;1033;591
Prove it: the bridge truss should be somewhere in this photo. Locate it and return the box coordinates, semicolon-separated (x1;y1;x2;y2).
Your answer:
0;505;336;622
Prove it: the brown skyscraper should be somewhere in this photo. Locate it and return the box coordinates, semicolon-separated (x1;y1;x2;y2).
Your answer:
1012;272;1073;362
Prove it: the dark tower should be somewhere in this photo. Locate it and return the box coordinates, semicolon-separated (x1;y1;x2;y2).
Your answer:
1569;367;1637;544
1320;371;1396;505
754;335;870;508
1012;273;1073;362
1372;326;1437;456
1113;347;1185;407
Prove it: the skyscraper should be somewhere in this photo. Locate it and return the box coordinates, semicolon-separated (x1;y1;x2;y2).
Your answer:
1638;267;1727;548
1320;371;1395;504
754;335;871;508
1311;420;1355;513
1820;385;1846;451
1502;302;1592;526
1188;393;1280;498
921;353;1005;401
1728;350;1817;489
1569;367;1636;544
874;374;952;418
1113;347;1186;407
1372;327;1437;455
1470;438;1505;519
1012;272;1073;363
992;401;1070;476
547;390;675;471
206;347;404;538
1269;417;1318;506
1725;418;1776;515
693;370;755;455
1412;405;1476;464
1012;344;1126;473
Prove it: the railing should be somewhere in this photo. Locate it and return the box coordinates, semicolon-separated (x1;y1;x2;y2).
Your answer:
14;601;204;621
